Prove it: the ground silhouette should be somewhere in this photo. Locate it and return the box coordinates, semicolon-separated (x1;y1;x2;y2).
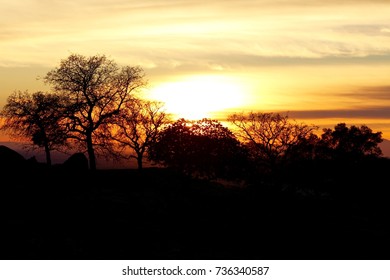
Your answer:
1;146;390;260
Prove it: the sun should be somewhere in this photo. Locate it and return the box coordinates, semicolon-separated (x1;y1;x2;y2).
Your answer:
148;75;246;120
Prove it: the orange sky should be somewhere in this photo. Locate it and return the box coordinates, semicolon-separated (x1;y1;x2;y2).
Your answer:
1;0;390;139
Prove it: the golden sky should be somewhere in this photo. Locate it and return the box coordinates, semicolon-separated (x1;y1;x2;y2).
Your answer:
1;0;390;138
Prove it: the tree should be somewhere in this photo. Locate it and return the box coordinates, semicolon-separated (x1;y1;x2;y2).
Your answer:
0;91;67;165
318;123;383;160
228;112;318;170
109;98;169;170
44;53;146;170
148;118;248;179
274;132;320;165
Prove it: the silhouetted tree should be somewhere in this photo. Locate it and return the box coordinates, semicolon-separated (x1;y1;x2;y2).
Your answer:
148;118;248;179
0;91;67;165
44;53;146;170
109;98;170;170
284;132;320;162
318;123;383;160
228;112;318;171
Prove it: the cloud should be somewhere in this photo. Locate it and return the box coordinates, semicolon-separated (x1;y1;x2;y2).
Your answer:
288;106;390;119
334;25;390;37
1;0;390;69
154;54;390;71
340;86;390;101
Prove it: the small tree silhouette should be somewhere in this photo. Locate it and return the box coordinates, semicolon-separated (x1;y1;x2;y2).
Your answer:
0;91;68;166
228;111;318;171
109;98;170;170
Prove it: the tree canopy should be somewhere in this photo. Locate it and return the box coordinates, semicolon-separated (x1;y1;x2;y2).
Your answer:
0;91;67;165
228;112;318;170
318;123;383;160
148;118;248;179
109;98;170;169
44;53;146;170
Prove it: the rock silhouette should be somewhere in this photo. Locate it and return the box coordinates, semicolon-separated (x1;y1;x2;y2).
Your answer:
62;152;89;170
0;145;26;170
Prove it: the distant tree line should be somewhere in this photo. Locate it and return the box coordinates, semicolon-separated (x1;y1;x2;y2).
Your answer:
148;114;383;180
0;53;384;176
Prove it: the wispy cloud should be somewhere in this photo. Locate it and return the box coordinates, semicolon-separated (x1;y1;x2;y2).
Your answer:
2;0;390;68
335;25;390;37
341;86;390;101
289;106;390;119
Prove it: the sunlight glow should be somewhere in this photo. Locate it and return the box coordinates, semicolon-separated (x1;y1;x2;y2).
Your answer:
148;76;246;120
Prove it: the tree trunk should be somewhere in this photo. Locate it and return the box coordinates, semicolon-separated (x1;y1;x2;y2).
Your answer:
44;143;52;166
137;154;143;170
86;132;96;170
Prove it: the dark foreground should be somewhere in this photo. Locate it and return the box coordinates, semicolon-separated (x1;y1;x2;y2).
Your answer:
1;161;390;260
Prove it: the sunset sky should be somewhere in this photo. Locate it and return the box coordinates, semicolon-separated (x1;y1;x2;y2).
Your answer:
1;0;390;139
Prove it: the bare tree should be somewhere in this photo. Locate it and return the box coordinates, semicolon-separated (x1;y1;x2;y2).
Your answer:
228;112;318;169
44;53;146;170
110;98;169;169
0;91;67;165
